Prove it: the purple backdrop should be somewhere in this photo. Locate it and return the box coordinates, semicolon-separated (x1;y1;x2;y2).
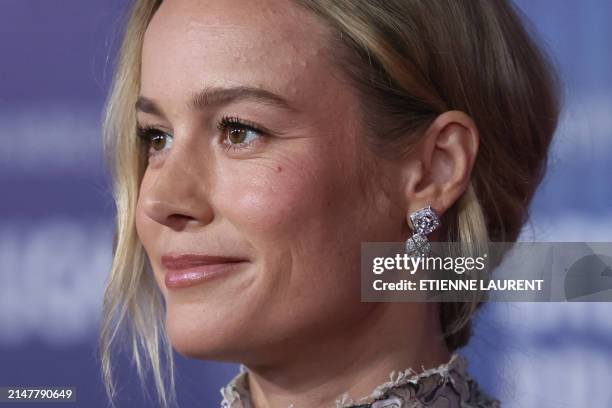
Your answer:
1;1;611;407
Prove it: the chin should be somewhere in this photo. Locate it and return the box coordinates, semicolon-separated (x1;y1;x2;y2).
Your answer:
164;305;250;361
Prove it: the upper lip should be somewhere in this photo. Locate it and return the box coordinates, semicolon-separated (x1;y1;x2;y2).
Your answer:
161;253;247;270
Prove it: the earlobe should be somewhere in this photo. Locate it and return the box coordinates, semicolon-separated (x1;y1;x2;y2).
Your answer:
403;110;479;217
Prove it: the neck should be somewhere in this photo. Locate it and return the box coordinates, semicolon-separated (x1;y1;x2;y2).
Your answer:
245;303;451;408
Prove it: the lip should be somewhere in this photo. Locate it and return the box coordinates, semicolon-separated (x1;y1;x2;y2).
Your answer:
161;254;248;289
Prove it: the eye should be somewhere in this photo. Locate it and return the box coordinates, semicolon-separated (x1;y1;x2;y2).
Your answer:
136;125;174;156
217;115;264;150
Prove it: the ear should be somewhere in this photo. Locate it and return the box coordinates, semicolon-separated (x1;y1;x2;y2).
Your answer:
401;110;479;218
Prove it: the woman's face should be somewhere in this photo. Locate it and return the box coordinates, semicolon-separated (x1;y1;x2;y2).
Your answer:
135;0;404;362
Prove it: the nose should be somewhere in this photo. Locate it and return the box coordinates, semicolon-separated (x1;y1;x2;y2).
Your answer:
138;145;215;231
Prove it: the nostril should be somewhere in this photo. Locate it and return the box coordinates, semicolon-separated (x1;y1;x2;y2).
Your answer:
165;213;196;231
142;199;188;227
141;195;214;229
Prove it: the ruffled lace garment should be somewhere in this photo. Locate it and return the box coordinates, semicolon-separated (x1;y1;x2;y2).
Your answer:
220;353;500;407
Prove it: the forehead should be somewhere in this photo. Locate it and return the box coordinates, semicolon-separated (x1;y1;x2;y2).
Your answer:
141;0;335;111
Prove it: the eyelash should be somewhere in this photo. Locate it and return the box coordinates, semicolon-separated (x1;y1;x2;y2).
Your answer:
136;124;168;158
217;115;265;151
136;115;265;157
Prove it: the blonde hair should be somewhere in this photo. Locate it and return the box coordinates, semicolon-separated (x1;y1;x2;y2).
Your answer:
100;0;560;406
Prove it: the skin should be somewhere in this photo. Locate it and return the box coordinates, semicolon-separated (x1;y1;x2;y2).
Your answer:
134;0;479;407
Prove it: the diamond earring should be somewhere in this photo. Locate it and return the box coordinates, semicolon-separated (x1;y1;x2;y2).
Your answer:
405;206;440;257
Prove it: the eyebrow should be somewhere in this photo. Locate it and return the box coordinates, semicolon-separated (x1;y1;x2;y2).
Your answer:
135;85;297;118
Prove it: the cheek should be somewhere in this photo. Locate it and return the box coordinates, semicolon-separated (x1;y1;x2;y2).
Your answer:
215;152;346;240
215;145;370;294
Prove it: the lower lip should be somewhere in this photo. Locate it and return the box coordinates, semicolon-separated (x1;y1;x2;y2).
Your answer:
164;262;247;289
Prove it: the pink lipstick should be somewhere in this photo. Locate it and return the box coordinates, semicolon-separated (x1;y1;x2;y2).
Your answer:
161;254;247;289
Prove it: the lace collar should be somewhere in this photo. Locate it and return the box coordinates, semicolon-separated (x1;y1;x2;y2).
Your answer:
219;353;500;407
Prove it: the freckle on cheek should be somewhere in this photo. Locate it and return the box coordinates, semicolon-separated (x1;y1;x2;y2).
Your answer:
275;166;283;173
